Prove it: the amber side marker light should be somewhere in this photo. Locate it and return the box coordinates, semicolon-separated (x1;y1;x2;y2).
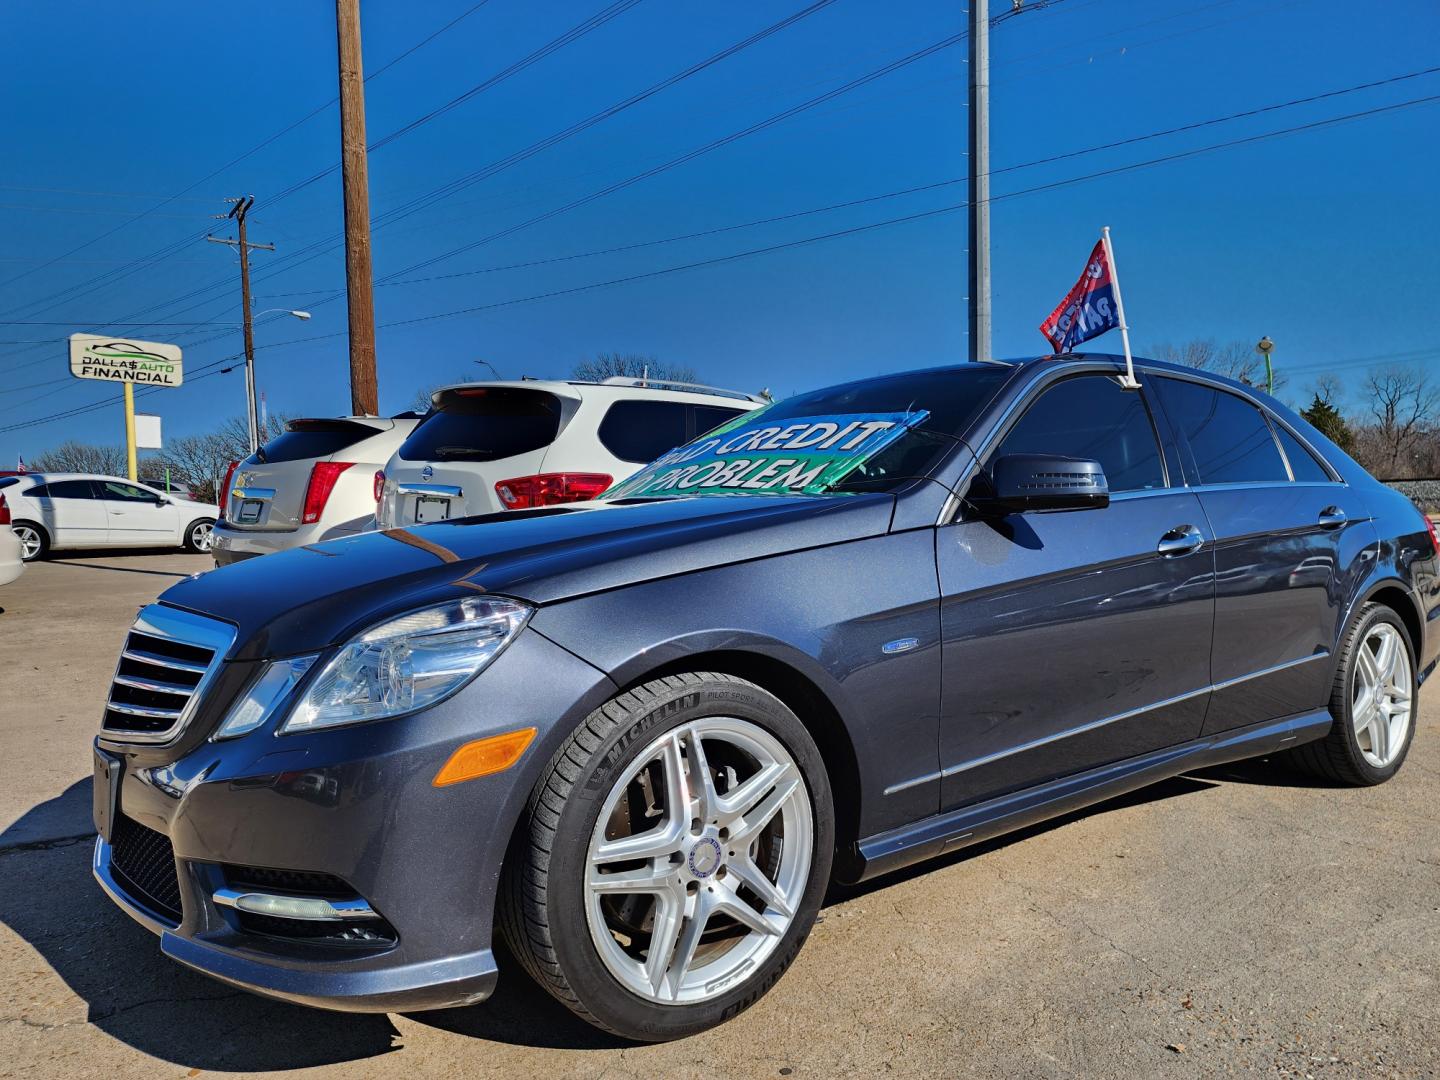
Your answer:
433;728;537;787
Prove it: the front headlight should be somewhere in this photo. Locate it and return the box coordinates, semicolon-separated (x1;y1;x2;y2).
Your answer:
279;596;531;734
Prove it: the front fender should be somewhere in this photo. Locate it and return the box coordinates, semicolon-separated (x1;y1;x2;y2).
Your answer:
527;530;945;838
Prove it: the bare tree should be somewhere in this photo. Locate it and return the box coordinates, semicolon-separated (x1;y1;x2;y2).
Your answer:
28;440;127;475
1149;338;1274;388
572;352;698;385
1313;373;1344;407
149;414;289;502
1360;366;1439;477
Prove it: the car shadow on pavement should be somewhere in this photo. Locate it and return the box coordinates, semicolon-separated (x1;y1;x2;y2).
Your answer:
0;780;402;1072
46;552;198;578
1188;753;1347;788
825;774;1221;905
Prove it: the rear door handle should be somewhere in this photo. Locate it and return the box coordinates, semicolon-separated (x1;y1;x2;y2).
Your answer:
1317;506;1346;528
1157;524;1204;557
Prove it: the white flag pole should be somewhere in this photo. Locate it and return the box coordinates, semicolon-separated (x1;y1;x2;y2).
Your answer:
1101;226;1139;389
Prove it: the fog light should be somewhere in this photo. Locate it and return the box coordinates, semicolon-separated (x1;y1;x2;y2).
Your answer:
212;888;380;922
432;727;536;787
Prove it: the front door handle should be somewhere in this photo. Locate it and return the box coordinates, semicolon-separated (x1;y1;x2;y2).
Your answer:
1157;524;1204;557
1317;506;1346;528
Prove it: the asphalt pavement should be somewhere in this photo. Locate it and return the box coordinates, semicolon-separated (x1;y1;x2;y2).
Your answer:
1;552;1437;1078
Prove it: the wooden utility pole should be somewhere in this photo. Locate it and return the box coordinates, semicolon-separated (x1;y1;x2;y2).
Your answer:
207;196;274;453
336;0;379;415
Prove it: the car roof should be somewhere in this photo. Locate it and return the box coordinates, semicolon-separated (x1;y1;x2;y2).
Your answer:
426;379;763;408
14;472;174;486
284;414;421;432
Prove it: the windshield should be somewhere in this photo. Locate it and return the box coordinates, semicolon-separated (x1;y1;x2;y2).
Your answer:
602;365;1013;500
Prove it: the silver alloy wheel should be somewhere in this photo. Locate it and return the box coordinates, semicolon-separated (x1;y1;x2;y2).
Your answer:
584;716;813;1005
1352;622;1413;769
190;521;214;552
13;525;41;561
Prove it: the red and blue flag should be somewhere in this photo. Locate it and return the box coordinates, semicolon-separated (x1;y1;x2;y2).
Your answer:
1038;239;1121;353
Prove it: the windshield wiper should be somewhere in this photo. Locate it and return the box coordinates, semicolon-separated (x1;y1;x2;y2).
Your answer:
434;445;490;458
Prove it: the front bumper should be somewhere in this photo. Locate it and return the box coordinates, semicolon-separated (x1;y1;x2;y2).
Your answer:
91;627;616;1013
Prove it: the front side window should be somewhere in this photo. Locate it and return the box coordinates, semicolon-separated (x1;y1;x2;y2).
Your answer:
1156;378;1288;484
98;481;155;502
994;375;1166;492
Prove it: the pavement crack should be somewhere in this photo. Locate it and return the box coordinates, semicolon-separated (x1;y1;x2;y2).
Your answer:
0;832;96;856
0;990;246;1032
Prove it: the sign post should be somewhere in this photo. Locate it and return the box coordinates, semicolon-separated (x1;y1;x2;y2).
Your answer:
68;334;183;481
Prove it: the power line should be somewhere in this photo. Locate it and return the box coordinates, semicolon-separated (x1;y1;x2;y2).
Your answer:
0;0;655;348
6;78;1433;431
0;0;501;311
1;0;845;357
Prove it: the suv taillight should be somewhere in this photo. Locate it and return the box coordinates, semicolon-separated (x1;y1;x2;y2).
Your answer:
217;460;240;520
1424;513;1440;556
0;493;9;527
302;462;354;524
495;472;612;509
373;469;386;503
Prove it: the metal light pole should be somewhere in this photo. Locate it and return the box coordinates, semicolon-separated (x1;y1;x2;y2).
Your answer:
1257;335;1275;395
967;0;991;363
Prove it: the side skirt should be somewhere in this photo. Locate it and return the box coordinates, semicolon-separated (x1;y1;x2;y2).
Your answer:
844;709;1332;884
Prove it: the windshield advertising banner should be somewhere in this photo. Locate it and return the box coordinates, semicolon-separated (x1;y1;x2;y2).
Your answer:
603;409;931;499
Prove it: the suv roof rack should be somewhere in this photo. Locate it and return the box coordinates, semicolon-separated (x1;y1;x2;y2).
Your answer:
594;376;766;403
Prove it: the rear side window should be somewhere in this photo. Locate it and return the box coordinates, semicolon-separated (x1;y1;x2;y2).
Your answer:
42;480;100;499
598;401;748;464
399;387;562;462
1157;379;1288;484
995;375;1166;492
259;421;372;464
694;405;746;436
0;477;21;491
1274;424;1331;482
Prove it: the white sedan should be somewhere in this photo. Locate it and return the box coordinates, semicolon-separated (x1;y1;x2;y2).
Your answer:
1;473;218;561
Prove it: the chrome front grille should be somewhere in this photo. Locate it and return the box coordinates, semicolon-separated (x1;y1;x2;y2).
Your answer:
102;605;236;743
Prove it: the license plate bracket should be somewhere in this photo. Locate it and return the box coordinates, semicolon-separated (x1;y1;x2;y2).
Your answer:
238;499;262;524
415;496;451;523
93;747;123;843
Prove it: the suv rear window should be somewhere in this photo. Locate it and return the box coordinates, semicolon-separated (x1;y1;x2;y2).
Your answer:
258;420;373;464
598;401;749;464
399;387;563;462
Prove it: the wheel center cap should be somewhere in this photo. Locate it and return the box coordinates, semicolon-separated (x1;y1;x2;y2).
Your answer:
687;836;722;878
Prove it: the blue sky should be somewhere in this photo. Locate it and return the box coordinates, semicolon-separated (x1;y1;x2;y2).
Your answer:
1;0;1437;466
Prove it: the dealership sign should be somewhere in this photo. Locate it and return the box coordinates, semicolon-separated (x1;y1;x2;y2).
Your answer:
68;334;184;387
604;410;931;499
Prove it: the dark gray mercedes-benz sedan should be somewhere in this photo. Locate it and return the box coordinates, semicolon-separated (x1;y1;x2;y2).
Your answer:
92;355;1438;1040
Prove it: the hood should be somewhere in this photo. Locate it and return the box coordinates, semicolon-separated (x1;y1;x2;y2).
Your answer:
159;493;895;660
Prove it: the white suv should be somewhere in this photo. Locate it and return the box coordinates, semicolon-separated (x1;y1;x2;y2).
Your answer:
212;415;420;566
376;379;762;526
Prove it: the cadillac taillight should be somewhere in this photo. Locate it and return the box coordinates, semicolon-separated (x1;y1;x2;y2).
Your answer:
217;460;240;520
495;473;612;509
373;469;386;503
302;462;354;524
